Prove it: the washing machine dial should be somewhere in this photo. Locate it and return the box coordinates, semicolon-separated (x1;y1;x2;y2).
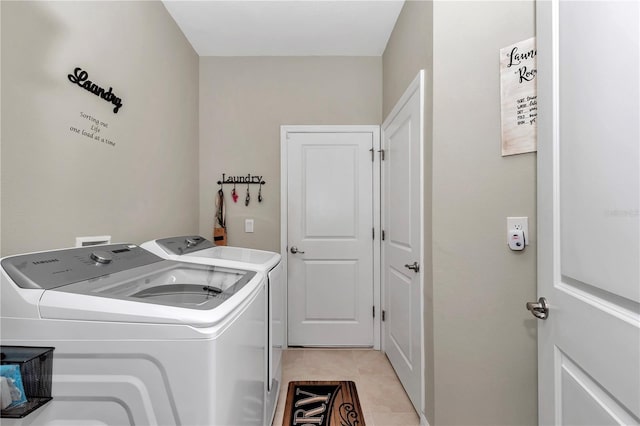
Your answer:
185;237;200;248
90;250;113;264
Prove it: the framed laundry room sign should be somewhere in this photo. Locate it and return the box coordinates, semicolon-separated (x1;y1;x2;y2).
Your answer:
500;37;537;156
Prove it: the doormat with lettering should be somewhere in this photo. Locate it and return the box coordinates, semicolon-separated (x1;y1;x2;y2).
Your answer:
282;381;365;426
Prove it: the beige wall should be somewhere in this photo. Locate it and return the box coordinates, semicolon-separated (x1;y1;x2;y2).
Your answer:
382;1;435;423
199;57;382;252
1;1;199;256
383;1;433;119
384;1;537;424
432;1;537;425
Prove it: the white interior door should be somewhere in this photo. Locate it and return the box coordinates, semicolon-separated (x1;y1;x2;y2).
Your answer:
285;127;376;346
381;71;424;414
537;1;640;424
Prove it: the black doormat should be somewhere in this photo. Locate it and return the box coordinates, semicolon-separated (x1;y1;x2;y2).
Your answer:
282;381;365;426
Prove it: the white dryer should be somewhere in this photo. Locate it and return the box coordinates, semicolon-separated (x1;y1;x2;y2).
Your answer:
0;243;266;426
141;236;283;426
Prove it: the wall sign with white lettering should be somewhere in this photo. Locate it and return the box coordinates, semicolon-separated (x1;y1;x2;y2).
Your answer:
500;37;537;156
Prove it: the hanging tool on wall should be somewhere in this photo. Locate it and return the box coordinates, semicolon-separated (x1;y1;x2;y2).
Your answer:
245;183;251;206
216;183;226;229
258;181;263;203
214;183;227;246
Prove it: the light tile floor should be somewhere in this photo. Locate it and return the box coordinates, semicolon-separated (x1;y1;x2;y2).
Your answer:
272;349;419;426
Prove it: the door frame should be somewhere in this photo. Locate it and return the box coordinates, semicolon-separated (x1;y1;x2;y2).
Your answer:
380;70;425;416
280;125;381;349
536;1;556;421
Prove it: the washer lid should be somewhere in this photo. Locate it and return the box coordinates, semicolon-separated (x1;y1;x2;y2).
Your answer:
38;261;262;327
46;261;255;309
185;245;280;270
3;243;264;327
148;236;281;271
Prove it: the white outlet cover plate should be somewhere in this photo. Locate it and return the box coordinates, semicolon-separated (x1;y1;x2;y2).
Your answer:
245;219;254;233
507;217;529;245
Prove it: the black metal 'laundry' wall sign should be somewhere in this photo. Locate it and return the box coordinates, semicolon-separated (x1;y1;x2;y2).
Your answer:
67;67;123;114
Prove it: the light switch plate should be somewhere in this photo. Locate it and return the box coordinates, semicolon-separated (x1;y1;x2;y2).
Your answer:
245;219;254;233
507;217;529;245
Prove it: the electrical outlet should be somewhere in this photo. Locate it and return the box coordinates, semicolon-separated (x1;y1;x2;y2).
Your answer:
507;217;529;245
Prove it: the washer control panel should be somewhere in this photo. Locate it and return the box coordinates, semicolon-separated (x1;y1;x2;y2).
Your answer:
155;235;215;255
1;244;163;289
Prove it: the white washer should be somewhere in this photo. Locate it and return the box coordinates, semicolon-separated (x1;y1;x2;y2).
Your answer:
141;236;283;426
0;243;266;426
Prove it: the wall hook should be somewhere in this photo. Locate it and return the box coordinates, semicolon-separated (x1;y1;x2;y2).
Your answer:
216;174;266;206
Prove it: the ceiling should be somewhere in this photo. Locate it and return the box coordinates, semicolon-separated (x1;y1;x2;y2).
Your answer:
162;1;405;56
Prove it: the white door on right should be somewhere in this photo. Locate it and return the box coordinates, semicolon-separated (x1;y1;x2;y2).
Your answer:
537;1;639;425
382;71;424;415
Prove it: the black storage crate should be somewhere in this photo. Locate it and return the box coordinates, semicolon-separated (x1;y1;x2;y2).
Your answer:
0;346;54;418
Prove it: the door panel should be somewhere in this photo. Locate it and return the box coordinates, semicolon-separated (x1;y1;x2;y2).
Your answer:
382;71;424;414
304;145;358;238
559;0;639;302
304;260;358;320
388;267;412;362
287;130;375;346
388;118;413;248
537;1;640;424
559;351;637;426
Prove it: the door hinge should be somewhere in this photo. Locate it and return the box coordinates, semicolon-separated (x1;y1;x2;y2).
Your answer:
379;149;385;161
372;228;375;240
369;148;374;162
382;310;386;321
382;230;386;241
372;306;375;318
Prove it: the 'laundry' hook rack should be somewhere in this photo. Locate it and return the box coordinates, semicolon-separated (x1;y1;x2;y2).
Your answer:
217;173;266;185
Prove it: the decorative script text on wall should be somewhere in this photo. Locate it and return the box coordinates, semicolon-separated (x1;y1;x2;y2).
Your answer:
69;112;117;148
68;67;123;114
500;37;537;156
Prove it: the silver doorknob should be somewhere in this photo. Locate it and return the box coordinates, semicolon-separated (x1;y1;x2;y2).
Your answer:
526;297;549;320
404;262;420;272
290;246;305;254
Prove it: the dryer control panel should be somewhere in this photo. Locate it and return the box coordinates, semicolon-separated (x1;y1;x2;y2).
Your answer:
1;244;163;289
155;235;215;255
